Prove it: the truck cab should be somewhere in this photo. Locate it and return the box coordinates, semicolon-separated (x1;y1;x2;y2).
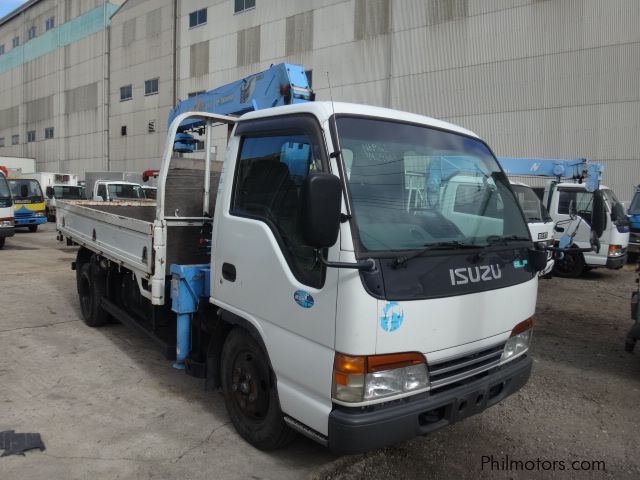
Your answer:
93;180;145;202
7;178;47;232
0;171;14;248
45;184;86;221
545;182;629;276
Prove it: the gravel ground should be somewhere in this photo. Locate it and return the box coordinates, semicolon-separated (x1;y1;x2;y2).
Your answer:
313;265;640;480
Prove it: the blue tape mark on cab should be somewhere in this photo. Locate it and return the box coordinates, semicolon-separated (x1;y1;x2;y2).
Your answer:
294;290;314;308
513;259;528;269
379;301;404;332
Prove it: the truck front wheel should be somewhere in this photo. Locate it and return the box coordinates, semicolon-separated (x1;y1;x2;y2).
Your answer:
221;328;296;450
0;237;4;249
28;225;38;232
553;251;585;278
78;263;109;327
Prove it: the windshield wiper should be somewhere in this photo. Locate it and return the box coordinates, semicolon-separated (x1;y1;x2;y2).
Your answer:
485;235;531;246
393;241;476;268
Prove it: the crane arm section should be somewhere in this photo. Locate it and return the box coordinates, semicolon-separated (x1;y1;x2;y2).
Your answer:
498;157;603;192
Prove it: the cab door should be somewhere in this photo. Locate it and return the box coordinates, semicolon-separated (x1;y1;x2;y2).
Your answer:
211;114;339;434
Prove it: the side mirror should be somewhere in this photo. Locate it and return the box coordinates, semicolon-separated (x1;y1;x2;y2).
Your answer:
20;184;29;198
592;191;606;238
568;200;577;220
46;187;54;199
527;248;548;273
300;173;342;249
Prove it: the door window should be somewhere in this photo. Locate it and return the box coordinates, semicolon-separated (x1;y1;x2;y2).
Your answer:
231;132;325;287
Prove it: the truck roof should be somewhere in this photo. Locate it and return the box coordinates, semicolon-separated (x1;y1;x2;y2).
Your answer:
238;101;480;140
555;182;610;190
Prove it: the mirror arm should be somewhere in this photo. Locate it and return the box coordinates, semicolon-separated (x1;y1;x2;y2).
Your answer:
543;245;596;253
315;250;376;272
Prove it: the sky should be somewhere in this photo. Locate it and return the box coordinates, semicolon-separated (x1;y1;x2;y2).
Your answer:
0;0;30;19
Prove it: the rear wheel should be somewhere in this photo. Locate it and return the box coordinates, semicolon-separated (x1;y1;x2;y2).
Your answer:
553;251;585;278
78;263;109;327
221;328;296;450
28;225;38;232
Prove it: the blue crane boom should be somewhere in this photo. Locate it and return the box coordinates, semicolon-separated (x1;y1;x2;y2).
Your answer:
497;157;603;192
167;63;314;132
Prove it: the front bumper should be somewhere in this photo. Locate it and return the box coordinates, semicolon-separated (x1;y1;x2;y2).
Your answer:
15;216;47;226
606;253;627;269
328;355;532;454
0;226;15;238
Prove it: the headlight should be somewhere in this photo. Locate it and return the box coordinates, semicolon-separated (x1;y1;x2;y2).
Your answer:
501;317;533;362
333;352;429;403
0;219;14;227
608;245;625;257
34;211;45;217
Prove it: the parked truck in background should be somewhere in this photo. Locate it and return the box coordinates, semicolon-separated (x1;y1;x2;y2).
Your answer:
56;64;547;453
7;177;46;232
84;172;146;201
21;172;80;221
0;156;35;176
627;185;640;260
500;158;629;278
0;170;14;249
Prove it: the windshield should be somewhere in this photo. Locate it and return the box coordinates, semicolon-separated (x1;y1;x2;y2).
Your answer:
53;185;85;199
9;179;44;202
107;183;144;200
601;188;627;223
337;117;530;252
511;184;552;223
0;174;11;207
630;190;640;215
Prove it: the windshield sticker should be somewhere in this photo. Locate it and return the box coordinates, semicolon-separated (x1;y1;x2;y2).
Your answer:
513;259;528;269
379;302;404;332
294;290;314;309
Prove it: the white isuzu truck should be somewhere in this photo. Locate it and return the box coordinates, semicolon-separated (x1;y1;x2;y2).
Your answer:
56;65;545;453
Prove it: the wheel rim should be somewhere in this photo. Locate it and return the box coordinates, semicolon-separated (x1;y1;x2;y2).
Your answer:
230;350;270;421
79;274;92;317
556;254;578;274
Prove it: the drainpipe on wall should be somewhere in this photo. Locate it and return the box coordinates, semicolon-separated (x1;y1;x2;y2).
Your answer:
103;1;110;172
172;0;179;107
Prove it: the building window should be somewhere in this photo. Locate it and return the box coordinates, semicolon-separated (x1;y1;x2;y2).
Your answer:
12;134;19;145
144;78;159;96
44;127;54;139
0;138;4;147
12;36;19;47
148;120;156;133
27;26;36;40
305;69;313;87
0;45;4;55
188;90;206;98
189;8;207;28
121;126;127;136
234;0;256;13
120;84;132;101
193;139;205;151
27;131;36;142
45;17;55;31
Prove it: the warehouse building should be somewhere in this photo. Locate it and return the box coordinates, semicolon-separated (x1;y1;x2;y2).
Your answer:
0;0;124;174
2;0;639;201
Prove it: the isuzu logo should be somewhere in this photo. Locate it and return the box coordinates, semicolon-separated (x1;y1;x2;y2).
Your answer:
538;232;548;240
449;265;502;286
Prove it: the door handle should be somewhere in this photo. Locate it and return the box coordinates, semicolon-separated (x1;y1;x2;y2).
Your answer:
222;263;236;282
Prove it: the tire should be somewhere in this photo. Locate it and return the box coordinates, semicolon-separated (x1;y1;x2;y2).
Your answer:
0;237;4;249
553;251;585;278
221;328;296;450
78;263;109;327
28;225;38;232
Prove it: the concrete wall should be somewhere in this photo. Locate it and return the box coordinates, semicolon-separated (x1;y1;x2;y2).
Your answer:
172;0;639;200
108;0;176;173
0;0;124;176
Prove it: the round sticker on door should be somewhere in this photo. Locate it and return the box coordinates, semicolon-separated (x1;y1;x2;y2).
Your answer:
379;301;404;332
294;290;314;309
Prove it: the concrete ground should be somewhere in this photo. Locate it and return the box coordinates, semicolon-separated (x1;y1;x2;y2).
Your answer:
0;223;336;479
1;223;639;479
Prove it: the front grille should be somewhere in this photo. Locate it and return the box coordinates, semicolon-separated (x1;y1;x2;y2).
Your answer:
14;211;33;218
428;343;505;390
